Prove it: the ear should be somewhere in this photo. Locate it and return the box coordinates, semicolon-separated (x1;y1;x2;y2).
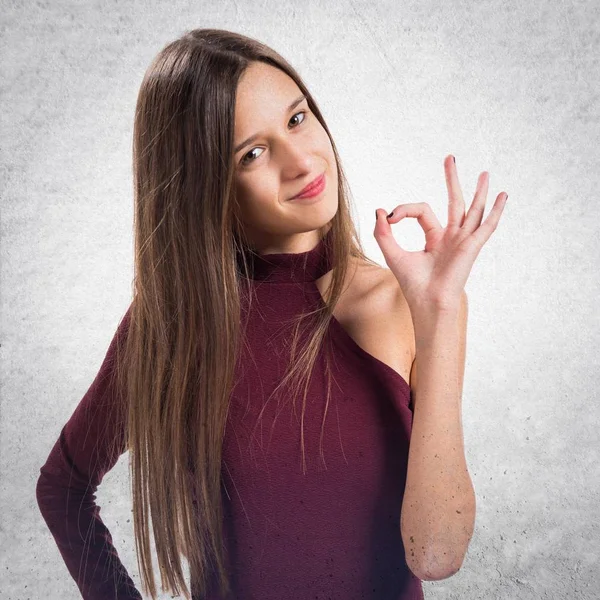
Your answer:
409;290;468;407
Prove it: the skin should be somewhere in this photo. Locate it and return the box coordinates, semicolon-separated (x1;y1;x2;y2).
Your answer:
233;64;411;387
233;62;338;254
233;62;506;580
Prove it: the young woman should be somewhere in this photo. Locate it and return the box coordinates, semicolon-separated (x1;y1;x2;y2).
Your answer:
36;28;507;600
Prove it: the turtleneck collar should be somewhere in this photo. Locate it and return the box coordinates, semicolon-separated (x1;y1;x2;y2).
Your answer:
237;227;335;283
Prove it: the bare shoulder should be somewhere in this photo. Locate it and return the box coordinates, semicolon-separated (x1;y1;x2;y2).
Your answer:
381;268;416;356
326;259;415;385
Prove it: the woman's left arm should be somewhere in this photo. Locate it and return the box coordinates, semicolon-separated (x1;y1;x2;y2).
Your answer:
401;293;475;581
374;154;508;580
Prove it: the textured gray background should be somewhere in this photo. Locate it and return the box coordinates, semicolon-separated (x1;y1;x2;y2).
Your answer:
2;0;599;598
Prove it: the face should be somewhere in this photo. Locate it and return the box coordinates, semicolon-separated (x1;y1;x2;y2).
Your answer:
233;62;338;254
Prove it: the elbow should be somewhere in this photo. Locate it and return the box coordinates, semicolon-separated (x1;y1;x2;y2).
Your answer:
412;561;462;582
36;470;61;510
405;541;467;582
36;473;52;513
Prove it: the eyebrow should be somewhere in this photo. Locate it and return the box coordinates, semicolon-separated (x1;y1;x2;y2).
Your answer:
234;93;307;154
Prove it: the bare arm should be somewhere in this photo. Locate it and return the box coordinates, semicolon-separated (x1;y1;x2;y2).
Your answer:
401;291;476;581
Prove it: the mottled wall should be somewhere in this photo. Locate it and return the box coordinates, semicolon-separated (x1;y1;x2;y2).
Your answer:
2;0;598;598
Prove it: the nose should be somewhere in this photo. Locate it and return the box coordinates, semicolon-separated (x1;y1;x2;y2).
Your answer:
279;139;314;173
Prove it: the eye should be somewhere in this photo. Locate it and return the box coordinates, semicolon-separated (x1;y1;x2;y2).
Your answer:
240;110;308;166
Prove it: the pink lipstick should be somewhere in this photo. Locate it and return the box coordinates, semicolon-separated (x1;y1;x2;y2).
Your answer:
289;173;326;202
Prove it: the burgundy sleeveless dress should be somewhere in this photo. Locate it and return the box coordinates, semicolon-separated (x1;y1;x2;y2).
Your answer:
36;227;423;600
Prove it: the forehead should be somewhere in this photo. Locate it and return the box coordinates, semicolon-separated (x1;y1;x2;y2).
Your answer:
234;63;302;125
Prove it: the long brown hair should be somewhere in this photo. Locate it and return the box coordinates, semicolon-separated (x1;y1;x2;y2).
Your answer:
111;28;379;599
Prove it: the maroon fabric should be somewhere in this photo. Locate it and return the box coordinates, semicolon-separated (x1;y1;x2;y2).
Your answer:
37;227;423;599
36;304;139;599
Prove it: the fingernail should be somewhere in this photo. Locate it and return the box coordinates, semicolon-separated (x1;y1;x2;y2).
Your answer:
375;210;378;220
453;155;456;163
386;211;394;219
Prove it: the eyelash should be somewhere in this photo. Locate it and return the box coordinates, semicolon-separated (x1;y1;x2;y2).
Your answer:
240;110;308;166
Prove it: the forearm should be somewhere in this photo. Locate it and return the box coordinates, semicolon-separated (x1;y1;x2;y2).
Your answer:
401;307;476;580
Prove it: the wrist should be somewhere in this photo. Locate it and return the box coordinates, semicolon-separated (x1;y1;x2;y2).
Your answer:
410;304;461;345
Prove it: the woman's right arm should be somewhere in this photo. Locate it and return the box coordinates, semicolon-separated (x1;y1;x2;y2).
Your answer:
35;304;142;599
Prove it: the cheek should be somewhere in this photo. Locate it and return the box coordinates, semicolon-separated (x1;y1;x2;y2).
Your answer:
237;174;276;202
235;176;280;221
319;131;336;164
321;141;337;183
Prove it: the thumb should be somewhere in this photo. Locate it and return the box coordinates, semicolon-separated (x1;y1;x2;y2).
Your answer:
374;208;395;232
374;208;407;264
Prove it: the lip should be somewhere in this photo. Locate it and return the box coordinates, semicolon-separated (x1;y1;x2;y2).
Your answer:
290;173;326;200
